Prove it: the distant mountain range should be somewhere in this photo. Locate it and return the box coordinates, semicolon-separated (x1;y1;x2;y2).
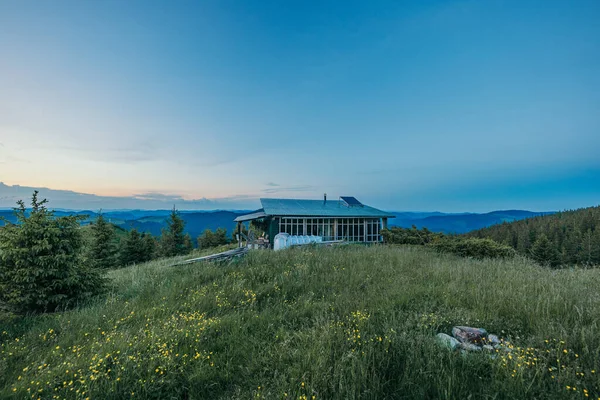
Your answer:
0;209;243;239
0;208;554;237
390;210;555;234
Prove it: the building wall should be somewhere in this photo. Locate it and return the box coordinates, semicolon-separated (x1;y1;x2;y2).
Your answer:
268;218;279;245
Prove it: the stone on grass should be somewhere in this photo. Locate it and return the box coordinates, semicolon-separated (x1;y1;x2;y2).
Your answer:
436;333;460;350
459;342;482;352
482;345;495;352
452;326;488;344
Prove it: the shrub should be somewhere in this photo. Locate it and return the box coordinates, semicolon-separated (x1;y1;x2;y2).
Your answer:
381;226;443;245
198;227;229;249
429;237;516;259
0;191;105;314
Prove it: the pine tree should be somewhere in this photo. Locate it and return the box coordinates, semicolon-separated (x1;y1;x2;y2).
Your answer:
160;206;186;256
120;228;145;266
197;229;215;249
198;228;229;249
591;228;600;265
530;234;559;267
141;233;157;262
183;233;194;253
88;213;117;269
214;228;229;246
0;191;105;314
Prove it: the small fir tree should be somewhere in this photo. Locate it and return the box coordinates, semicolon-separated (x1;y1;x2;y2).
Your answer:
88;212;117;269
160;206;186;256
0;191;105;314
141;233;157;261
183;233;194;253
530;234;559;267
197;229;215;249
198;228;229;249
214;228;229;246
120;228;145;266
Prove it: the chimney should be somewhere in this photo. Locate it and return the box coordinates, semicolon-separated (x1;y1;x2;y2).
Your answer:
323;193;327;204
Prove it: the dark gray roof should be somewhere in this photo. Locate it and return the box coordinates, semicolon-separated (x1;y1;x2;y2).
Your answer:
234;209;267;222
260;198;394;218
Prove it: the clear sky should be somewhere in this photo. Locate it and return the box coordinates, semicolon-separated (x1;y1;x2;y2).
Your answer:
1;0;599;212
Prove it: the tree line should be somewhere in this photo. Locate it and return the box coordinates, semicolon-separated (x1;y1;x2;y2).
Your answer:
90;210;232;269
0;192;232;314
466;205;600;267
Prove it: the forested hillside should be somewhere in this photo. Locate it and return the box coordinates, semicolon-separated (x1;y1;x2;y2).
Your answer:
467;205;600;266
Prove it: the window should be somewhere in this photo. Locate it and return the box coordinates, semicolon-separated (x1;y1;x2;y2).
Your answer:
278;217;381;242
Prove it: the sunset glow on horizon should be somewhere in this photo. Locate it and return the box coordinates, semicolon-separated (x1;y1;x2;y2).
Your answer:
1;0;599;212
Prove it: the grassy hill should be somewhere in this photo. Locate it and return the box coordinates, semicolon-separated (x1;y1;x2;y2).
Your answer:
467;205;600;266
1;245;599;399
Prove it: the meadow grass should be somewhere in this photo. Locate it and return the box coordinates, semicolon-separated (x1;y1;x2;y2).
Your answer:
1;245;599;399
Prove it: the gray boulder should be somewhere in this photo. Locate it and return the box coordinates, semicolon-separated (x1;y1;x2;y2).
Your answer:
436;333;460;350
452;326;489;344
459;342;483;352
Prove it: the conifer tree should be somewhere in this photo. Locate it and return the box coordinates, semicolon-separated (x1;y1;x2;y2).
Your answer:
530;234;559;267
120;228;145;266
197;229;215;249
88;212;117;269
160;206;186;256
198;228;229;249
0;191;105;313
183;233;194;253
214;228;229;246
141;233;157;261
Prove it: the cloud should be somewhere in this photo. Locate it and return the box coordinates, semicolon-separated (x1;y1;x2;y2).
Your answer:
0;182;259;210
45;142;160;164
265;182;280;187
261;185;314;194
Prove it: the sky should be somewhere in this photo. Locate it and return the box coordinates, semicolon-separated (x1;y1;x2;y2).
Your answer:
0;0;599;212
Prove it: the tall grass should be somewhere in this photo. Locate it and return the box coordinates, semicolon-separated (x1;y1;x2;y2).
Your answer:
1;245;599;399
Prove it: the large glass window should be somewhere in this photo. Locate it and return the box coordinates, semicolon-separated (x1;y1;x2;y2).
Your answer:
278;217;381;242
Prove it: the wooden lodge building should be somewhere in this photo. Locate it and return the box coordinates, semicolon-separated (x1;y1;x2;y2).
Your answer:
234;196;394;248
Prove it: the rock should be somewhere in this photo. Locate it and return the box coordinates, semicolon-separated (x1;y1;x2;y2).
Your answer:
487;334;501;345
436;333;460;350
482;345;495;352
452;326;488;344
459;342;482;352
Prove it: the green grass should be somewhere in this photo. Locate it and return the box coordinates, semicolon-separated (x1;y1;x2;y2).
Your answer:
1;245;599;399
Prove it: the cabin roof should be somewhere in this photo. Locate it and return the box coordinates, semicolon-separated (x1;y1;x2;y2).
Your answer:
234;198;394;222
233;209;267;222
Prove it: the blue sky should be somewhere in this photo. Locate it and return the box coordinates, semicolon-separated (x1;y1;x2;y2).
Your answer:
0;0;598;212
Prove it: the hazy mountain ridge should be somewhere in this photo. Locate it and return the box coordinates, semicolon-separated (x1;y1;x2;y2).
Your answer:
389;210;554;234
1;208;553;237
